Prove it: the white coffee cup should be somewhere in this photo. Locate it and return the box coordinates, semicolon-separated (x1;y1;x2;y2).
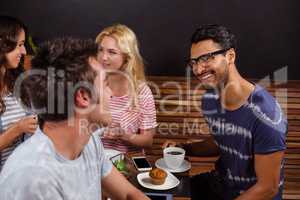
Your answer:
163;147;185;169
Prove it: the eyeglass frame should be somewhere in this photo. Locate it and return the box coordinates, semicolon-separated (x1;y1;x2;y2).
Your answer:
186;48;231;68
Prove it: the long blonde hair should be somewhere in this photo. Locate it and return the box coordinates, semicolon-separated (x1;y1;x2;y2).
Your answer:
95;24;146;107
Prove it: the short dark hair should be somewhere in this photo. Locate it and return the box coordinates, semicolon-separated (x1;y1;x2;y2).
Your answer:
191;24;237;50
21;37;98;122
0;15;27;114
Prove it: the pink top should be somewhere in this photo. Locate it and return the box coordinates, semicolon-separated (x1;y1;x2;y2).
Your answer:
102;83;158;153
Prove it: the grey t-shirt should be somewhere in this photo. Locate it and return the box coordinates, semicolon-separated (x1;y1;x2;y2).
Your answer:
0;128;112;200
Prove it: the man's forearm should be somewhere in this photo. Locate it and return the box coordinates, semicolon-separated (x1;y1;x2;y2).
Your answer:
181;137;219;156
0;125;22;150
127;189;150;200
235;182;278;200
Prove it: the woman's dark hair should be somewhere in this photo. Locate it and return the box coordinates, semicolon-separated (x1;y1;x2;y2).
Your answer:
191;24;237;50
0;15;27;114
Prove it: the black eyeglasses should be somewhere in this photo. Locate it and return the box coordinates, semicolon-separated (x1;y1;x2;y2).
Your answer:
186;48;230;68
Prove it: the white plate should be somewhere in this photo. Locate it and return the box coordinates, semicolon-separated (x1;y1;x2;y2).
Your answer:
137;171;180;190
155;158;191;173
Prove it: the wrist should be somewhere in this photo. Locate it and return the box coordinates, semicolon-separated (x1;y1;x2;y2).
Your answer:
121;133;132;142
121;129;135;141
179;142;192;155
10;122;23;137
177;142;186;149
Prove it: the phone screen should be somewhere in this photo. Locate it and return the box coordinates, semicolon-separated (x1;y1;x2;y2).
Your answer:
133;157;151;169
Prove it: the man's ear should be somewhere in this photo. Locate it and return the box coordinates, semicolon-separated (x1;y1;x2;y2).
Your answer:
75;89;90;108
226;48;236;64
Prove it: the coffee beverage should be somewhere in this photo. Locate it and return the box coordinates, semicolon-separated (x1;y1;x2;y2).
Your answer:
167;151;183;155
163;147;185;169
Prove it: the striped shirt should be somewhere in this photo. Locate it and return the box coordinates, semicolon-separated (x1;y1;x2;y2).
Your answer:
0;94;27;170
102;83;157;153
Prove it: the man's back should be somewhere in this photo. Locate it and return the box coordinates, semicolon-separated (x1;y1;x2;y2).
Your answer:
0;128;112;200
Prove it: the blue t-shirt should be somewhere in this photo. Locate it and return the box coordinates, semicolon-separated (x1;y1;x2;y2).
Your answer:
201;84;287;200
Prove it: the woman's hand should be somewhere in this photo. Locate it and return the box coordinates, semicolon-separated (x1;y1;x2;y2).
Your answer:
102;124;155;148
103;124;134;141
15;115;38;134
103;126;124;139
0;115;38;150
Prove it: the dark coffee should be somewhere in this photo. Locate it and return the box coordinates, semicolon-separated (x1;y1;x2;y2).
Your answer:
167;151;183;155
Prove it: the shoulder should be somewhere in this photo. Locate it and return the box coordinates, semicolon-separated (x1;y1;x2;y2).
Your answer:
248;85;285;121
86;130;105;158
11;128;53;156
137;82;155;104
247;85;287;132
249;85;277;112
2;94;23;108
137;82;153;95
89;130;104;149
1;165;54;184
1;93;26;119
0;166;61;200
2;129;56;171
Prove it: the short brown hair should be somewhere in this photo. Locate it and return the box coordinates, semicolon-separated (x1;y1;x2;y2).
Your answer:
21;37;98;122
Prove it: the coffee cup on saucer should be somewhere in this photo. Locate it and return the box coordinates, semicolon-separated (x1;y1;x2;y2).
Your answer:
163;147;185;169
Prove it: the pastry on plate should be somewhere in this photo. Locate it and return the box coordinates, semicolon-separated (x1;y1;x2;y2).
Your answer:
149;168;167;185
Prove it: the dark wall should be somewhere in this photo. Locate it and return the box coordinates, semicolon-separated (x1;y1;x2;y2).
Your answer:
1;0;299;80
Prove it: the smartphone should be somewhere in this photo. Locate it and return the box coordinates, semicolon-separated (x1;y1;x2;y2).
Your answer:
132;156;152;171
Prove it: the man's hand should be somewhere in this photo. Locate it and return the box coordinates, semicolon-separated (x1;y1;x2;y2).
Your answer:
162;139;195;149
102;167;150;200
162;140;178;149
162;137;219;156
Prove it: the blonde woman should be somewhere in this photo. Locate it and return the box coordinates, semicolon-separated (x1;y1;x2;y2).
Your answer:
95;24;157;153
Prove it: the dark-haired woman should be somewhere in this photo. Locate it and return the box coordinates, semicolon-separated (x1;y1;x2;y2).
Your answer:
0;16;37;170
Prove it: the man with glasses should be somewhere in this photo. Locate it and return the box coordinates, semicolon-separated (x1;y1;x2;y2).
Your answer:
164;24;287;200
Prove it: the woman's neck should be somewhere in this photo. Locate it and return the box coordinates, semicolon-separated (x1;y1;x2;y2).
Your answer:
108;74;129;97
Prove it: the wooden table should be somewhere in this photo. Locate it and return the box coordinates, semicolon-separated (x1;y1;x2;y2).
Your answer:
124;153;191;200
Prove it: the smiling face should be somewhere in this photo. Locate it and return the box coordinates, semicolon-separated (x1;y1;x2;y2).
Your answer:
97;36;125;71
87;57;112;126
190;39;229;89
5;29;26;69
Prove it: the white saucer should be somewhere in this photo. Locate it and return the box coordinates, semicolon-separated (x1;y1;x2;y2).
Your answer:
155;158;191;173
137;171;180;190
